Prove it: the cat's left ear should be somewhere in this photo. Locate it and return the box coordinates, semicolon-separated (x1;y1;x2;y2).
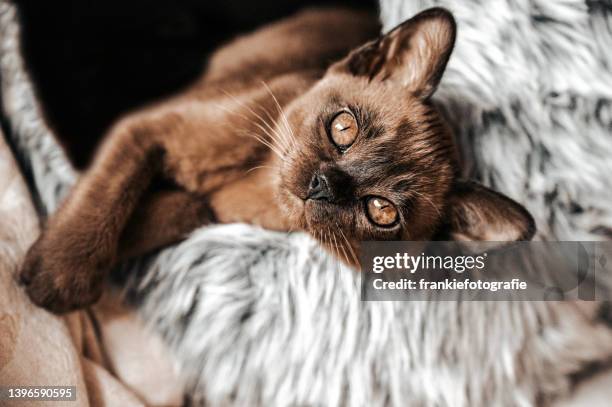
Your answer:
329;7;456;100
444;181;536;243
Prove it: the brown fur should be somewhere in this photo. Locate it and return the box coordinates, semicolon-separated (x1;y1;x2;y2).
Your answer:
20;8;535;313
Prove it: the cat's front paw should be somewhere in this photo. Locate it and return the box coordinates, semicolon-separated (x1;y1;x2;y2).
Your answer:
19;235;106;314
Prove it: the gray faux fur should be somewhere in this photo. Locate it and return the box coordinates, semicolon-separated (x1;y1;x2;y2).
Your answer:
381;0;612;242
1;0;612;406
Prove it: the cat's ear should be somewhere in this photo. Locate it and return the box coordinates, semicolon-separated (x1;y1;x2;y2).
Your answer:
444;181;536;243
329;7;456;100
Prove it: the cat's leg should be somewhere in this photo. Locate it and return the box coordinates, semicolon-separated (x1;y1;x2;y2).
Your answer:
20;113;179;313
117;189;214;260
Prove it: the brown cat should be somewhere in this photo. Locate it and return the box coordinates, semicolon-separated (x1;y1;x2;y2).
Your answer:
20;7;535;313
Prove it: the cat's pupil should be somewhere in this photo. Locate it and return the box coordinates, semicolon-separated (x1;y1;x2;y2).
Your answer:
335;123;349;131
330;112;358;148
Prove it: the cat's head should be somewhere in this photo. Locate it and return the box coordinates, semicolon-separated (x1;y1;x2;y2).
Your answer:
277;8;535;262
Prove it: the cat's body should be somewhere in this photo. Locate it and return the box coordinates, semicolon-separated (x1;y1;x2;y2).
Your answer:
20;7;535;313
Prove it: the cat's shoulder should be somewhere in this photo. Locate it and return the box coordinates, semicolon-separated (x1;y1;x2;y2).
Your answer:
202;8;380;86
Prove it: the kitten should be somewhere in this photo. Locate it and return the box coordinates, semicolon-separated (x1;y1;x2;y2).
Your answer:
20;7;535;313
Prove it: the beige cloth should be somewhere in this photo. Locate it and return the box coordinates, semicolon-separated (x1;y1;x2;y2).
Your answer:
0;131;183;406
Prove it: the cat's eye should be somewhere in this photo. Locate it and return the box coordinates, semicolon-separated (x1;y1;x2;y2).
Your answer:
366;196;398;227
329;111;358;148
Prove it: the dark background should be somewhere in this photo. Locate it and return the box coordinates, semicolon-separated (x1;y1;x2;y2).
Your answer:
14;0;377;167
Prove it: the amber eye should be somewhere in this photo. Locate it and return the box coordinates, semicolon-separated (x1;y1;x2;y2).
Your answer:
366;196;398;227
329;111;358;148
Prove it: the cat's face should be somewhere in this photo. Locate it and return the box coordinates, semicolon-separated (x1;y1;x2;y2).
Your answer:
279;77;455;242
277;8;535;263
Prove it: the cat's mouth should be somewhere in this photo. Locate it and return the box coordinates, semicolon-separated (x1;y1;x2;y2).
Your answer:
304;199;336;229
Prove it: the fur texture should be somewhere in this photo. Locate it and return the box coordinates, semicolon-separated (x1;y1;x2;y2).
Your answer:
1;0;612;406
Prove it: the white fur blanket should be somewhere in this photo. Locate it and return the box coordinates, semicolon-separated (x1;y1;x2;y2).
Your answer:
1;0;612;406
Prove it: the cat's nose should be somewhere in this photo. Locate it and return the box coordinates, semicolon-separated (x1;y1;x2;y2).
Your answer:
307;173;332;201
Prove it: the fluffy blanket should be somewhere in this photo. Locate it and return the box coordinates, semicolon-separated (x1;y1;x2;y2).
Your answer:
1;0;612;406
382;0;612;241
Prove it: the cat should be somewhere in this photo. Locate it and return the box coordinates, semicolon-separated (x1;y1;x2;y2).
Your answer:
20;7;535;313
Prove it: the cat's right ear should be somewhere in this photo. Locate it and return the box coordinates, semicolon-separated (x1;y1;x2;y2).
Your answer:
444;181;536;244
329;7;456;100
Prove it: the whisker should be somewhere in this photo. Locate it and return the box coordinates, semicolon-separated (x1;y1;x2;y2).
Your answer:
333;222;351;266
252;102;291;153
233;89;291;153
212;101;275;145
261;81;298;151
328;227;341;271
329;226;346;266
323;229;334;270
231;127;285;159
323;230;330;261
258;100;294;153
246;165;277;174
217;89;290;153
338;227;359;267
247;132;285;159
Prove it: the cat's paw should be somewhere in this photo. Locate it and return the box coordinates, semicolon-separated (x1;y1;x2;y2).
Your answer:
19;235;106;314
